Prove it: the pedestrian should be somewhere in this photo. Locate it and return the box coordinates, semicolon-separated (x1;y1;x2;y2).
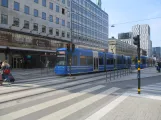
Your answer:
1;60;11;83
0;60;2;69
158;62;161;72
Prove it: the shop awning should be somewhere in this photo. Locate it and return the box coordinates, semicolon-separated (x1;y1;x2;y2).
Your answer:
10;47;56;53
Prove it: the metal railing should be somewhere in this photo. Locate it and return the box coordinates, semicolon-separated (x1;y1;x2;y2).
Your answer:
105;67;134;83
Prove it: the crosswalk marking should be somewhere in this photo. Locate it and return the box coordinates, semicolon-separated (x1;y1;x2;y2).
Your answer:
0;84;91;110
128;82;161;100
85;93;129;120
0;85;104;120
37;87;120;120
0;79;61;94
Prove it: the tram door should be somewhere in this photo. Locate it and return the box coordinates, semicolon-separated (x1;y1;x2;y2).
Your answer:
93;51;99;71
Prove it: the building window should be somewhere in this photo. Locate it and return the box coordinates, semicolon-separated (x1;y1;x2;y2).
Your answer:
56;17;59;24
49;15;53;22
67;32;70;38
42;0;46;7
67;22;70;28
62;31;65;37
56;5;59;12
56;29;59;36
62;8;65;15
33;23;38;31
62;20;65;26
13;17;19;27
62;0;65;4
67;0;70;7
14;1;20;11
24;20;29;29
1;14;8;24
42;25;46;33
34;9;38;17
34;0;38;3
67;11;70;17
49;2;53;10
24;5;29;14
1;0;8;7
49;27;53;35
42;12;46;20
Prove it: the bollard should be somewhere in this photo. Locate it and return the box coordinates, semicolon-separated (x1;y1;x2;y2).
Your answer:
120;69;121;77
114;69;115;80
110;71;111;81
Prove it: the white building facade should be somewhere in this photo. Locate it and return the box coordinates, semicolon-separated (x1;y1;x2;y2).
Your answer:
0;0;71;41
0;0;71;68
132;24;152;57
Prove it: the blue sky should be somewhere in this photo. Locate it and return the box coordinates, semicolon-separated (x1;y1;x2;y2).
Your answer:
92;0;161;47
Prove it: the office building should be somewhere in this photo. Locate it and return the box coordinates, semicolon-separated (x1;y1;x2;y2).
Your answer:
108;37;147;58
0;0;71;68
132;24;152;57
153;47;161;61
71;0;108;51
118;32;133;45
108;37;137;57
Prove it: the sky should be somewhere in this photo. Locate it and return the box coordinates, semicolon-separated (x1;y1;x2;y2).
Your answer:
92;0;161;47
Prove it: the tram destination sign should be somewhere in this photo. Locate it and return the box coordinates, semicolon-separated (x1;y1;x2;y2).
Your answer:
57;51;65;54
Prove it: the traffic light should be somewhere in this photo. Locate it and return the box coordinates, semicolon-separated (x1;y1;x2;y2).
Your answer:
66;44;70;52
133;35;140;46
72;44;75;52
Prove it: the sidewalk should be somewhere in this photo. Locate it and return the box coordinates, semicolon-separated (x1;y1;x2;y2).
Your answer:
101;93;161;120
109;67;161;83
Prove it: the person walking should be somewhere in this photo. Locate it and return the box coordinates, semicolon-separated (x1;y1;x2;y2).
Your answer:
158;62;161;72
1;60;11;83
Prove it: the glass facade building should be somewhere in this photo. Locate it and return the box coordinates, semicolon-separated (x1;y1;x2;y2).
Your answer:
153;47;161;61
71;0;108;49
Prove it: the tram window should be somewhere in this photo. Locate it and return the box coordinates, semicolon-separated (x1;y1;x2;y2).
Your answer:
107;58;111;65
72;56;77;66
87;56;93;65
99;57;103;65
67;54;71;66
56;54;66;66
80;56;86;66
117;58;120;64
113;59;116;64
110;58;114;64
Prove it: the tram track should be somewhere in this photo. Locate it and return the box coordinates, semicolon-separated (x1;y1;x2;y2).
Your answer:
0;69;132;105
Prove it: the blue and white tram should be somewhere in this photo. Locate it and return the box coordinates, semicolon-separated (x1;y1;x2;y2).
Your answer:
54;48;131;75
135;56;148;69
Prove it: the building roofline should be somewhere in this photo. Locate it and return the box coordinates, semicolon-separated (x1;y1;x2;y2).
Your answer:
86;0;108;16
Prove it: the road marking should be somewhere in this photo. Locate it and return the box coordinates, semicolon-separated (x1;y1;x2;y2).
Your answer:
84;93;129;120
142;86;161;91
0;84;91;109
38;87;120;120
0;85;104;120
129;93;161;101
131;88;161;93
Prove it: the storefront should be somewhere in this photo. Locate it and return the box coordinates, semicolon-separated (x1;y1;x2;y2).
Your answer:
0;30;68;69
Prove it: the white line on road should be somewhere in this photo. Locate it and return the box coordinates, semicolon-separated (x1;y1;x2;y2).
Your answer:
84;93;129;120
0;85;104;120
37;87;120;120
0;84;91;109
